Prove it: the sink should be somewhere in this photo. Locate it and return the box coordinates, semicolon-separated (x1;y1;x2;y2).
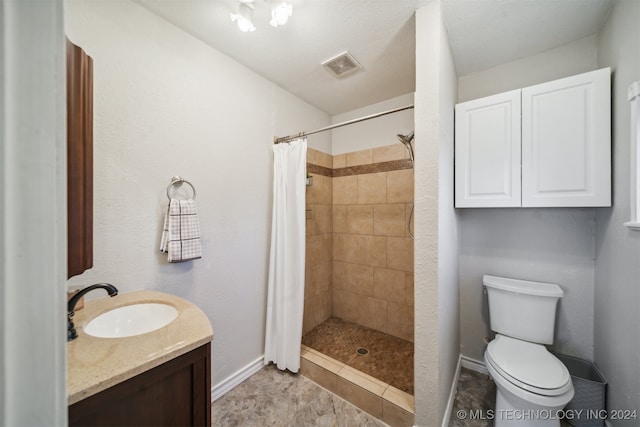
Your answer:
84;303;179;338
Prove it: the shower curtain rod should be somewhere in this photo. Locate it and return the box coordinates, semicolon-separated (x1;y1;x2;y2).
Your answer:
273;104;415;144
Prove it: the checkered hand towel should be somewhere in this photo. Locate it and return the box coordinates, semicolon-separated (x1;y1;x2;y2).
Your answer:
160;199;202;262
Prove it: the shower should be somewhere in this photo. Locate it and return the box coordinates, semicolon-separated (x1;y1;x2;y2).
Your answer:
397;131;415;239
397;131;414;164
301;130;417;407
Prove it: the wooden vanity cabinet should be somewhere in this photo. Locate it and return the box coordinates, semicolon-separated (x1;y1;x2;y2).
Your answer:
69;343;211;427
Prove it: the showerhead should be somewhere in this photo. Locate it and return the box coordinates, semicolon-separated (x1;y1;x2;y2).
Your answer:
397;131;414;144
397;131;414;163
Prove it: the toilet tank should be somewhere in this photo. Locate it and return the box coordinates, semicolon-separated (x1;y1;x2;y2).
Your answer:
483;275;563;345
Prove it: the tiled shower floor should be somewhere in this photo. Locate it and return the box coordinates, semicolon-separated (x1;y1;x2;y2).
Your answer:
302;317;414;394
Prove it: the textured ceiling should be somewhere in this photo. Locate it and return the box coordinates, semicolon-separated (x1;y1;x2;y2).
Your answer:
441;0;614;76
136;0;614;115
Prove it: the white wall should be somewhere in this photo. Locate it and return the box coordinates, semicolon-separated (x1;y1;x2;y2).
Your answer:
436;11;460;423
457;37;600;363
331;93;414;155
595;0;640;423
458;35;599;102
414;2;460;424
459;209;596;361
1;1;67;424
414;3;440;420
65;0;330;389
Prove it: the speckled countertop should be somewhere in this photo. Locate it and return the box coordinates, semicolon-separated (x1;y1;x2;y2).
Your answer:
67;290;213;405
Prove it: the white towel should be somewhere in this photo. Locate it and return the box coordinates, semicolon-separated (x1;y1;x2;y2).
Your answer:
160;199;202;262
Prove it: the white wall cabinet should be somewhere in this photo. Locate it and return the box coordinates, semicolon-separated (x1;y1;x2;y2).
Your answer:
454;89;522;207
455;68;611;208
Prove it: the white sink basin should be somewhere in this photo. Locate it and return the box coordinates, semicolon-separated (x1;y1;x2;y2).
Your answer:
84;303;179;338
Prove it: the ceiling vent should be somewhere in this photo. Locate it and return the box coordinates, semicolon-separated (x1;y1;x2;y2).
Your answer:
321;51;362;78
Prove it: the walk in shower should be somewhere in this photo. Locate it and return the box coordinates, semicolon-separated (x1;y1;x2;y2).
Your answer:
299;124;415;412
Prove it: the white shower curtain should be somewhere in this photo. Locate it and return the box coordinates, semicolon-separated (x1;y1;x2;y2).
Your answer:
264;137;307;372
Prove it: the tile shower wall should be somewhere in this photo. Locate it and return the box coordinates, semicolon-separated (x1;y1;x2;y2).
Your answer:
332;145;414;342
302;144;414;341
303;148;334;334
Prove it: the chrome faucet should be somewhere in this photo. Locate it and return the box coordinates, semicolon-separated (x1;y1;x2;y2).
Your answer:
67;283;119;341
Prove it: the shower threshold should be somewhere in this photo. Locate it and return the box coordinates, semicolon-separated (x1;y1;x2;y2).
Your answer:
300;345;414;426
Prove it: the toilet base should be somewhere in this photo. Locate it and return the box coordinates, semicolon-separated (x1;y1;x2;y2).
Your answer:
494;388;562;427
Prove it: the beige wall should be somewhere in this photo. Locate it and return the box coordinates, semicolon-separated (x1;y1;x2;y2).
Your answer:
303;144;415;342
303;148;334;334
332;145;414;342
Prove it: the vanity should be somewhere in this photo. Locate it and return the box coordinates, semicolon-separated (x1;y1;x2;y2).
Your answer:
67;290;213;426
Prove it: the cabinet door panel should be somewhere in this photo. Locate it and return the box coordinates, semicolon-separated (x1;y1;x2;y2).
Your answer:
455;90;521;207
67;38;93;278
69;343;211;427
522;68;611;207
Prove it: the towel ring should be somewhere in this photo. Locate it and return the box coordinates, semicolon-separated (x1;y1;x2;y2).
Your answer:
167;176;196;200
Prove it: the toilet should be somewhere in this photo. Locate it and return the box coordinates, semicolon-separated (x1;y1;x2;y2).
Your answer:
483;275;574;427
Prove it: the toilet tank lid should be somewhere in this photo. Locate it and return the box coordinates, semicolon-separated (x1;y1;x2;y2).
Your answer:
483;275;563;298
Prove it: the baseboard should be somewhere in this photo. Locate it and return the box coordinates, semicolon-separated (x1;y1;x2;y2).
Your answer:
211;355;264;402
460;355;489;375
440;354;463;427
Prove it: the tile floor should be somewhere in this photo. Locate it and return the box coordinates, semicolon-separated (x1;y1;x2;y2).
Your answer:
302;317;414;394
212;361;574;427
449;367;496;427
212;364;499;426
448;367;571;427
211;364;388;426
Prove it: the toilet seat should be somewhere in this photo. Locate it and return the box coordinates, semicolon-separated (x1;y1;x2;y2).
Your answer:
486;335;572;396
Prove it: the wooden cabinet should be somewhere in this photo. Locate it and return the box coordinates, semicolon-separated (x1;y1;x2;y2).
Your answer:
455;68;611;208
67;39;94;278
69;343;211;427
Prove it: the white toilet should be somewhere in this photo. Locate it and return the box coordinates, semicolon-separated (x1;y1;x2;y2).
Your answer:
483;275;574;427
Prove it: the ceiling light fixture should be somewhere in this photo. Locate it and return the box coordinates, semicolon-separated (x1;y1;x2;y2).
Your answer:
230;0;293;32
269;0;293;27
230;1;256;33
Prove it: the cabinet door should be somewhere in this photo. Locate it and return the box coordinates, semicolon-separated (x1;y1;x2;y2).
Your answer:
69;343;211;427
522;68;611;207
455;90;522;207
67;39;94;278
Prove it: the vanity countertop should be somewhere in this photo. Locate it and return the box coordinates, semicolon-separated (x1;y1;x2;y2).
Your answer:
67;290;213;405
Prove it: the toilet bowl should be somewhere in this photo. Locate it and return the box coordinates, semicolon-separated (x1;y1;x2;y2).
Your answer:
483;275;574;427
485;335;574;426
